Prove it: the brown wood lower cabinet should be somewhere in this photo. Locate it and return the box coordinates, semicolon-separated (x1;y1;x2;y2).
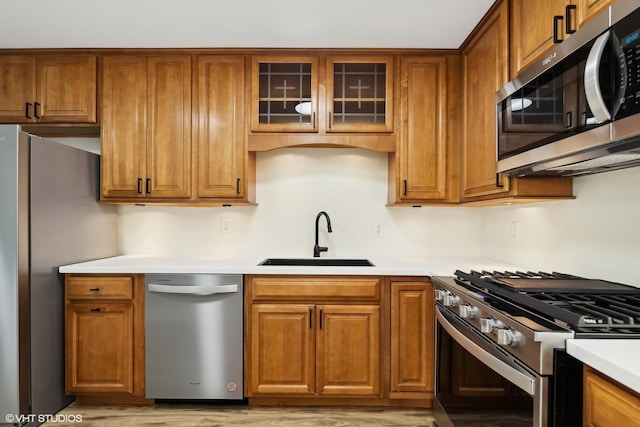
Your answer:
390;280;434;399
250;303;380;397
66;302;133;394
584;367;640;427
246;275;432;407
64;274;150;404
247;276;381;399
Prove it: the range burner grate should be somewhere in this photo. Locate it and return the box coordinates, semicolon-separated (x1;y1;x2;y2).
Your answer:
456;270;640;336
469;270;583;280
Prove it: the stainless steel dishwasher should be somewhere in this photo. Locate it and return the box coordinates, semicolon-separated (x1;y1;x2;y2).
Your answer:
145;273;244;400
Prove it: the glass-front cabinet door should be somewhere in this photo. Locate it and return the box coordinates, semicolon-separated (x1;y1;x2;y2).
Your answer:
251;56;318;132
326;56;394;133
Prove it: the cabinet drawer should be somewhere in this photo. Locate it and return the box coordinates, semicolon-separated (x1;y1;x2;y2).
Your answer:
66;276;134;300
250;276;381;301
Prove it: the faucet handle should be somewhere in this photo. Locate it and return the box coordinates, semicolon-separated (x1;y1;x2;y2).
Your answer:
313;245;328;257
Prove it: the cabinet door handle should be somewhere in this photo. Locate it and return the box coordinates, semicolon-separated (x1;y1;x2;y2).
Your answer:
403;179;408;196
309;309;313;329
137;178;143;194
25;102;32;119
312;112;316;129
566;111;573;128
328;112;332;129
34;102;41;119
496;173;504;188
319;309;323;329
236;178;241;194
90;308;101;312
565;5;577;35
553;15;564;44
146;178;151;194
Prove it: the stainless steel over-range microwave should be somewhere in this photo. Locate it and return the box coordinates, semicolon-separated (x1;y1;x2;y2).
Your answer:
496;0;640;177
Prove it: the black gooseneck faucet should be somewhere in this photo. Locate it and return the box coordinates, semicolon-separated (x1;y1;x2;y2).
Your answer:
313;211;332;257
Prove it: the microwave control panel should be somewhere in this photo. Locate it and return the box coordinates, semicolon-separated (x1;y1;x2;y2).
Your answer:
615;7;640;117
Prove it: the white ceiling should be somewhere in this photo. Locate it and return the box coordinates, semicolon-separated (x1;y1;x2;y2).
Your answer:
0;0;495;49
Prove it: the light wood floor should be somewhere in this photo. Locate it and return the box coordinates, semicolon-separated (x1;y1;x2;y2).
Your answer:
42;403;434;426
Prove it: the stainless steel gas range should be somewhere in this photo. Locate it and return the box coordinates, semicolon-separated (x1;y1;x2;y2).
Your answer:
433;270;640;427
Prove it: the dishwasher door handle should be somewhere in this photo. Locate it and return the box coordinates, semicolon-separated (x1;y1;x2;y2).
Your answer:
148;283;238;296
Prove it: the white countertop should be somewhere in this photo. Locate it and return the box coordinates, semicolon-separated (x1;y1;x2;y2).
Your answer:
60;255;640;393
59;254;522;276
567;339;640;393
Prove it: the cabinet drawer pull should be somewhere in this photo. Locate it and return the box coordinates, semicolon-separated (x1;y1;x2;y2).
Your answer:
34;102;41;119
25;102;32;119
89;287;101;292
90;308;101;312
553;15;564;44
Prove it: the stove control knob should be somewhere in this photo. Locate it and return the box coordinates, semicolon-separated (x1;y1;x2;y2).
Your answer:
443;294;461;307
497;329;521;347
480;318;504;333
459;304;479;319
434;289;446;301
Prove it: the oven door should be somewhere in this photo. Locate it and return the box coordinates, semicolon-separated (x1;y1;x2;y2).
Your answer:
434;306;546;427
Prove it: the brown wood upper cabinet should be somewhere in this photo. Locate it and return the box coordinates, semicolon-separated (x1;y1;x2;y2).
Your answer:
388;55;456;205
101;55;192;201
251;56;319;133
462;1;512;201
325;56;394;133
461;0;574;205
0;55;97;124
194;55;248;200
510;0;615;77
250;55;393;134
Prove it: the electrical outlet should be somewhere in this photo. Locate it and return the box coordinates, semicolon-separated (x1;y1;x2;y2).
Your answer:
221;217;232;234
374;223;384;238
510;221;520;240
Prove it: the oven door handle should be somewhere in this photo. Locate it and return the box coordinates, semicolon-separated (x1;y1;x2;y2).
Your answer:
436;308;537;395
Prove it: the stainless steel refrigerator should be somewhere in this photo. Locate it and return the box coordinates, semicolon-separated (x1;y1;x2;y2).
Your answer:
0;125;118;426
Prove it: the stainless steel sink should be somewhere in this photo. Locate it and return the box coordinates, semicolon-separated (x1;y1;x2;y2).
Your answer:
258;258;375;267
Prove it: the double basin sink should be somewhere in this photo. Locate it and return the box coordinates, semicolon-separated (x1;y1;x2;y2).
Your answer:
259;258;374;267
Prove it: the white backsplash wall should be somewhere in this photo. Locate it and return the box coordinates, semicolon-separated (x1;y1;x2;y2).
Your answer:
481;167;640;286
119;148;483;259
